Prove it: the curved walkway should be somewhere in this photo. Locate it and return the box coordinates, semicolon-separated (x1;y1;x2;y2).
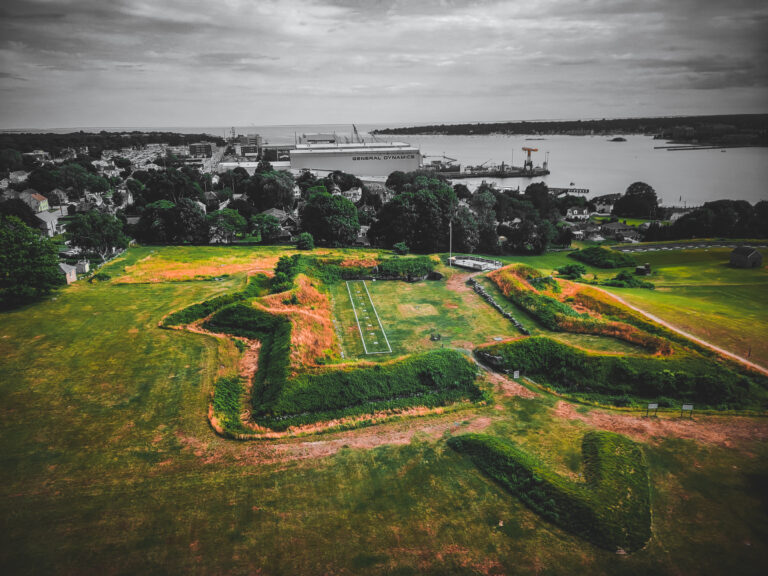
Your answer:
593;286;768;376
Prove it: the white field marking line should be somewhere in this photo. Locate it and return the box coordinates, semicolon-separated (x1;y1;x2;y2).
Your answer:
346;280;369;354
362;280;393;353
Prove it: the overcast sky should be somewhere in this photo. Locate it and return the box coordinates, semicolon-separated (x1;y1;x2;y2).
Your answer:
1;0;767;129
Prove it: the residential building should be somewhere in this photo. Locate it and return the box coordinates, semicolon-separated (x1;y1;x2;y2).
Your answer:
58;263;77;284
20;189;50;212
35;210;63;237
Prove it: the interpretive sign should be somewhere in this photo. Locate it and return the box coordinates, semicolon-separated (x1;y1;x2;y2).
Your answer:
645;403;658;417
681;404;694;418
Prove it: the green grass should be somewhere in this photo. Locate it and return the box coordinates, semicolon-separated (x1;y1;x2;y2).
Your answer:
345;280;392;354
2;245;768;574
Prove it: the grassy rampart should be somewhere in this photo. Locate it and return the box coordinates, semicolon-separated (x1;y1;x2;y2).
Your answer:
448;431;651;552
478;336;766;408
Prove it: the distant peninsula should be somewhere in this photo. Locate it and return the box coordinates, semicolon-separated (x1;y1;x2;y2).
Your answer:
373;114;768;146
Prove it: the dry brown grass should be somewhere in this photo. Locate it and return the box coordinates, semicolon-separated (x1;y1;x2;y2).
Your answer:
256;274;339;371
117;254;280;283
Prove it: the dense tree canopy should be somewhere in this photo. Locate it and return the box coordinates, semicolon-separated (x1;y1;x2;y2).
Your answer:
613;182;659;219
133;199;208;244
0;215;61;307
251;213;281;243
370;177;456;252
299;191;360;247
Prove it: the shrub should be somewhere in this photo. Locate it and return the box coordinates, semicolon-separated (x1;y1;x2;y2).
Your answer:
296;232;314;250
270;254;303;293
569;247;636;268
377;255;435;279
448;431;651;552
556;263;586;280
601;270;654;289
89;272;111;283
393;242;409;255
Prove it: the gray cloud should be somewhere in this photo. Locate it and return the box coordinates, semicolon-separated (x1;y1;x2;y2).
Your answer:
0;0;766;128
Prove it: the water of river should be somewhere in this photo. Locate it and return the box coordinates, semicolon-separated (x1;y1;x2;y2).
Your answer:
22;123;768;205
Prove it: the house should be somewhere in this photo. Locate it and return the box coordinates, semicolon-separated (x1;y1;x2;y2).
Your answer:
9;170;29;184
635;263;652;276
261;208;299;230
600;221;640;241
565;207;590;221
35;210;63;237
341;187;363;203
355;225;371;246
58;262;77;284
49;188;69;205
19;189;50;212
730;246;763;269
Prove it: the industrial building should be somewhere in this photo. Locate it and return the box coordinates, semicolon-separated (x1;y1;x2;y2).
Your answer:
289;141;421;177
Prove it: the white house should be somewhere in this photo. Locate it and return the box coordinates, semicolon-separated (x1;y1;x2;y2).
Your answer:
35;210;62;237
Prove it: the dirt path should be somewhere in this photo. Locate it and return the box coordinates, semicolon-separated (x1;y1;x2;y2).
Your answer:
592;286;768;376
178;412;496;465
554;401;768;448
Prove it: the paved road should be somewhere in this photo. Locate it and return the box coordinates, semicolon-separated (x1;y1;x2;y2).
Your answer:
593;286;768;376
614;241;767;253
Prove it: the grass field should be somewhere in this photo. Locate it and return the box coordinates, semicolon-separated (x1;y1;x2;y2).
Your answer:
345;280;392;354
2;245;768;574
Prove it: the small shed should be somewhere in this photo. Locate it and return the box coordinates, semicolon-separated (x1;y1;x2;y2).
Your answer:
58;263;77;284
635;263;651;276
75;260;90;274
730;246;763;269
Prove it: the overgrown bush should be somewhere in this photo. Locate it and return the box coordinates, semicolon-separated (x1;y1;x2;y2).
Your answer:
556;263;587;280
270;254;303;293
393;242;409;255
601;270;654;289
569;247;636;268
377;256;435;279
448;431;651;552
296;232;314;250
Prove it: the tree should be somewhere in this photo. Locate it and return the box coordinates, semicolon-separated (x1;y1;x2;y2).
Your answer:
66;211;129;262
452;206;480;253
471;189;499;253
0;215;61;307
393;242;409;255
207;209;247;244
251;213;281;243
613;182;658;219
453;183;472;201
299;191;360;247
0;199;39;228
296;232;314;250
245;171;295;212
134;199;208;244
0;149;23;173
27;168;58;194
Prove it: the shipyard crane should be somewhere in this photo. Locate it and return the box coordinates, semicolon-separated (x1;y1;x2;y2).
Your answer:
522;147;538;173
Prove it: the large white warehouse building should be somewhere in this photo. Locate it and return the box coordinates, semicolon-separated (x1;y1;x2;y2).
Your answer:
290;141;421;177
